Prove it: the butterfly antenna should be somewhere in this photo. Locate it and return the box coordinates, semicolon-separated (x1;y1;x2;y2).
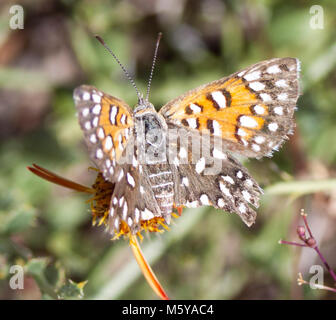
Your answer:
95;35;142;101
145;32;162;102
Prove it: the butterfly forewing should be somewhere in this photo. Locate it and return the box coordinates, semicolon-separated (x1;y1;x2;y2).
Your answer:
74;85;134;182
160;57;300;158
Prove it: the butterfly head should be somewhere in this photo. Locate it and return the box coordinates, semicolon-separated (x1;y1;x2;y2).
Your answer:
134;99;156;117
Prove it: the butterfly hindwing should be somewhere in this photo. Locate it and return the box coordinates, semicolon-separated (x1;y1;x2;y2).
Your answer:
108;163;162;234
167;128;262;226
160;57;300;158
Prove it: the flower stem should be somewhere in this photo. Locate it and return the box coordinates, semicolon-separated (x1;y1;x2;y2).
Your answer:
129;235;169;300
279;240;308;248
314;246;336;284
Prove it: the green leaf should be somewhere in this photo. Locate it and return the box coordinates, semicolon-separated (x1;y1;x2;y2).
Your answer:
58;279;87;299
0;205;36;235
265;179;336;196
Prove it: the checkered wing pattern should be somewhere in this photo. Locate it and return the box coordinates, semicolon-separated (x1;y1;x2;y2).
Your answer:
74;85;134;182
107;160;165;234
167;130;262;226
160;58;300;158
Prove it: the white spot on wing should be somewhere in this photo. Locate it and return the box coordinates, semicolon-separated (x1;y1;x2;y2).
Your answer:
127;172;135;187
238;203;247;213
253;105;265;115
186;200;198;208
211;91;227;108
122;201;128;220
267;65;281;74
82;108;90;117
268;123;278;132
92;94;101;103
245;179;253;187
114;217;120;230
190;103;201;113
105;159;111;168
110;106;118;125
82;92;90;100
212;120;221;136
104;136;113;151
254;136;265;144
237;128;247;137
242;190;251;202
274;106;283;115
240;116;258;128
120;114;126;125
182;177;189;187
195;157;205;174
200;194;210;205
252;144;261;152
92;104;101;115
223;175;234;184
96;148;103;159
97;127;105;139
186;118;197;129
260;93;272;102
275;79;287;87
243;71;260;81
219;182;233;198
84;121;91;130
249;82;265;91
127;217;133;227
90;134;97;144
92;117;99;127
217;198;225;208
118;170;124;181
141;209;154;220
213;148;227;160
277;93;288;101
135;208;140;223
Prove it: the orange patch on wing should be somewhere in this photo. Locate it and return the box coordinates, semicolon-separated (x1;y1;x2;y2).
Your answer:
98;98;133;161
168;77;269;143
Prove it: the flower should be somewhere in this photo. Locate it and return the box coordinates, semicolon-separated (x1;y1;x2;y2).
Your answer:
28;163;171;300
90;170;176;241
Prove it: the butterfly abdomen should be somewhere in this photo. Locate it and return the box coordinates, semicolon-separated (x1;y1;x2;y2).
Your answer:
145;163;174;216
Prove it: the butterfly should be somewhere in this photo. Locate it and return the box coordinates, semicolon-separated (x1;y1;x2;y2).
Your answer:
73;36;300;235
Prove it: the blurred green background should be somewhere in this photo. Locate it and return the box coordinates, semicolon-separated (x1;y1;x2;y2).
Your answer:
0;0;336;300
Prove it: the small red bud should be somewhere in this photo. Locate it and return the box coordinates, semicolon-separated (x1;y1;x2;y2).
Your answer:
297;226;306;241
306;238;317;248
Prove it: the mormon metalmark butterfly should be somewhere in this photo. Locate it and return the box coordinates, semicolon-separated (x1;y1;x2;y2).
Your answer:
73;35;300;235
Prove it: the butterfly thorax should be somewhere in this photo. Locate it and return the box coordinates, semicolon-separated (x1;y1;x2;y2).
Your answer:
134;101;174;218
